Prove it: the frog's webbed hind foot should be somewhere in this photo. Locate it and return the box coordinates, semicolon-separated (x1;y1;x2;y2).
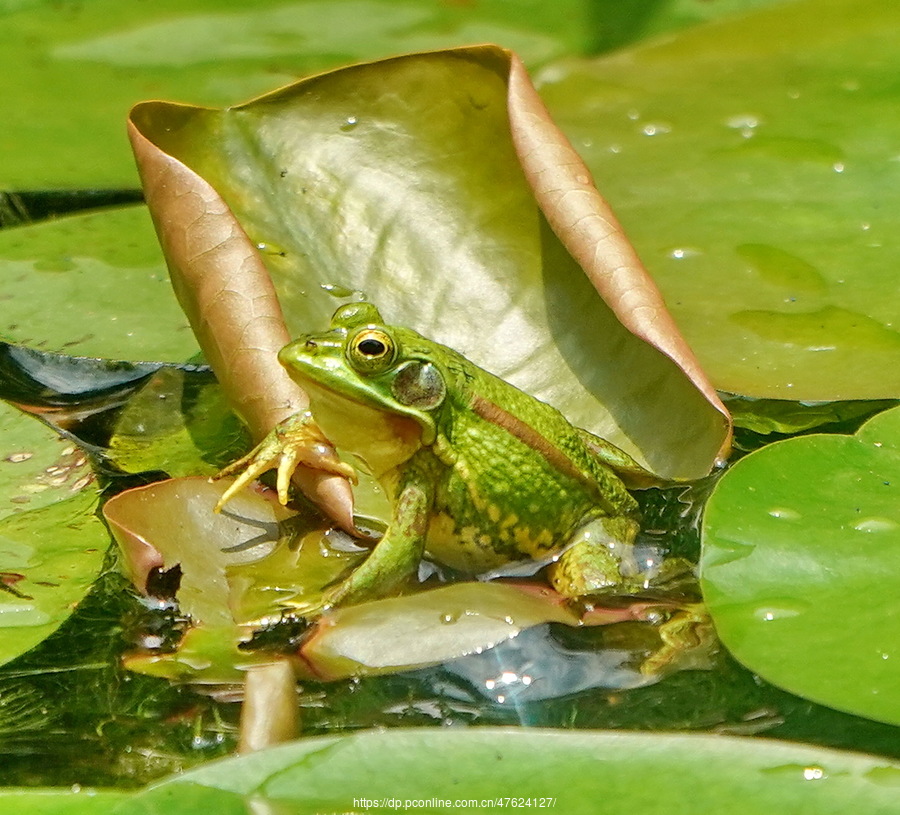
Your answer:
212;410;356;512
640;602;717;676
547;516;642;597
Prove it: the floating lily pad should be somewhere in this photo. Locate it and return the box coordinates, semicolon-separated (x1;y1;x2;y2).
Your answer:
0;400;107;666
105;480;549;683
297;582;579;681
543;0;900;400
123;728;900;815
0;789;130;815
701;404;900;725
106;477;362;684
0;0;591;189
0;207;195;361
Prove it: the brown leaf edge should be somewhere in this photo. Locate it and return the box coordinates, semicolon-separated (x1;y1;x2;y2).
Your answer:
127;45;732;500
505;53;731;461
127;116;356;533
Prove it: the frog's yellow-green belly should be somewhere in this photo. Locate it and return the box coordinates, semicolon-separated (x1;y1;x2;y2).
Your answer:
420;437;607;573
424;510;561;572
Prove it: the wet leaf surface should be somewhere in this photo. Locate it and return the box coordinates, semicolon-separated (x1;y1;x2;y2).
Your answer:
542;0;900;399
1;0;592;188
119;728;900;815
0;789;130;814
0;401;106;666
0;207;195;361
702;405;900;725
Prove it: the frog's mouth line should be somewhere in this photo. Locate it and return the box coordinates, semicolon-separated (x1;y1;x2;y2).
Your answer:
288;364;391;414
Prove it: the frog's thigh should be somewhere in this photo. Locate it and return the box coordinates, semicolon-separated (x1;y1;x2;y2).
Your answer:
547;516;639;598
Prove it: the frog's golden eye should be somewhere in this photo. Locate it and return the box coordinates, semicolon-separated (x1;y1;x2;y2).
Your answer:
347;328;396;374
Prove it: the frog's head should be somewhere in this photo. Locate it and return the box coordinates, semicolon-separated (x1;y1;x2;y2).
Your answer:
279;303;448;445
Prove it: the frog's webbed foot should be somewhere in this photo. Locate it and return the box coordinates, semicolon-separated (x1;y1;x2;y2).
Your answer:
640;602;716;676
212;410;356;513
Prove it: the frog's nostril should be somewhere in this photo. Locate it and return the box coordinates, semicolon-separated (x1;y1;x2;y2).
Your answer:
305;340;318;350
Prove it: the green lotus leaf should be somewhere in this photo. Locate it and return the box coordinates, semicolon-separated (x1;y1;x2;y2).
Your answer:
0;0;592;189
0;789;130;815
0;403;106;666
121;728;900;815
542;0;900;400
701;404;900;725
129;46;729;481
106;368;248;478
0;207;195;361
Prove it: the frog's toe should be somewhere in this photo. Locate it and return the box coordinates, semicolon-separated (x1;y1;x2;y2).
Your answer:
212;412;357;512
212;445;283;512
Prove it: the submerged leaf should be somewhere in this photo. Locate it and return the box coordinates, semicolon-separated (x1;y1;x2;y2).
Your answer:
106;367;249;479
701;405;900;725
129;45;729;484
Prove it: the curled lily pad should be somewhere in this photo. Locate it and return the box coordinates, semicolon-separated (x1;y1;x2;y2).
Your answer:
701;405;900;725
128;45;730;487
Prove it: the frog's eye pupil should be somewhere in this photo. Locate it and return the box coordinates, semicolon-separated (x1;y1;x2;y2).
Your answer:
358;338;386;357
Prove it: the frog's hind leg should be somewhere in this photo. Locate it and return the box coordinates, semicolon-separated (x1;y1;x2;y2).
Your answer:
547;516;642;597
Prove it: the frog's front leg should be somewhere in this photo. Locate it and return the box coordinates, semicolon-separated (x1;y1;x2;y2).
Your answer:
323;469;433;608
212;410;356;512
547;515;643;597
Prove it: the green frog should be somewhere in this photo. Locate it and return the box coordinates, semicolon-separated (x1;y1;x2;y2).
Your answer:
215;302;684;611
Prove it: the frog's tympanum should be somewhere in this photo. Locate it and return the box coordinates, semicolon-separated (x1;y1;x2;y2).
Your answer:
216;303;689;615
